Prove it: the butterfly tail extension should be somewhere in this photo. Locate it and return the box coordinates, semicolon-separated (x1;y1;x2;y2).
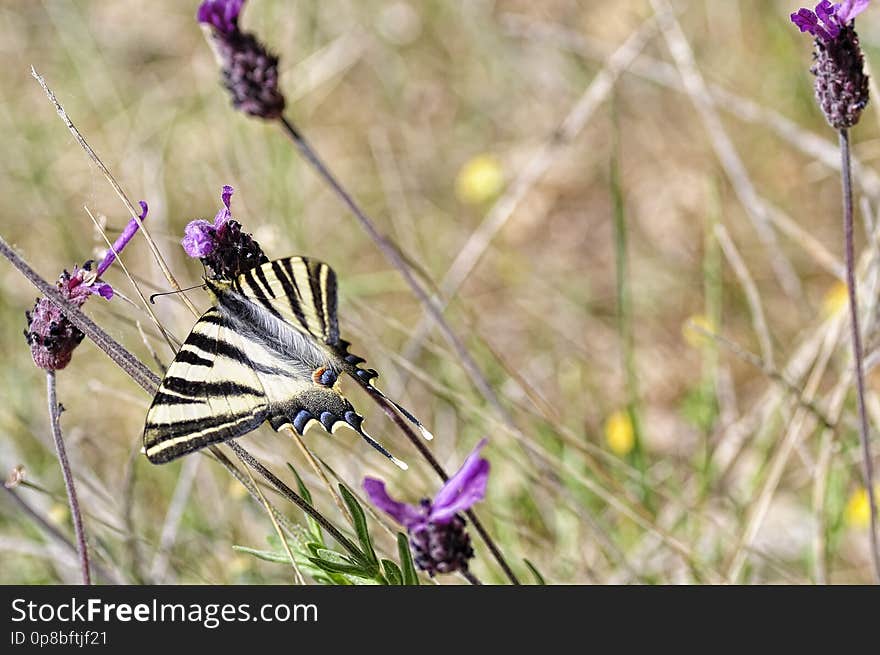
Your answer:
333;409;409;470
336;340;434;442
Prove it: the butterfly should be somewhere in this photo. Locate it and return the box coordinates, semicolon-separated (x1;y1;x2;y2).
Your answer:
142;256;432;468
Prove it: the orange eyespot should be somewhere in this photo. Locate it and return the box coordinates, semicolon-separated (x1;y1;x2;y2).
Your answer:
312;366;338;387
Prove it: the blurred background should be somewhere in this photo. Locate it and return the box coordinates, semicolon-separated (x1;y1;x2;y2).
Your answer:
2;0;879;584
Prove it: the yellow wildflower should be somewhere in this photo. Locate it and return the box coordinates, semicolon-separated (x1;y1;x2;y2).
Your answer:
822;280;848;317
455;154;503;205
845;486;879;529
605;410;635;457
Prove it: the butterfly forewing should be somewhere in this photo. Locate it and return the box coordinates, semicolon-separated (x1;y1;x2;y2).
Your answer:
143;309;269;463
235;257;339;345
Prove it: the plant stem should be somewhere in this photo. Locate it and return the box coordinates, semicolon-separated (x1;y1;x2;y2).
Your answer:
461;569;483;586
45;371;91;585
226;441;364;559
839;127;880;583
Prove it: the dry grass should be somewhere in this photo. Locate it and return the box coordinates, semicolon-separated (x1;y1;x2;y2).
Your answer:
1;0;879;584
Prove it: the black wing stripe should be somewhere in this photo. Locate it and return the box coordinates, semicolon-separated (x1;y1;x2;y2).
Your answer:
323;264;339;344
151;392;207;406
272;260;310;331
307;260;328;340
254;265;276;298
242;269;282;319
174;349;214;368
145;413;259;438
162;376;263;399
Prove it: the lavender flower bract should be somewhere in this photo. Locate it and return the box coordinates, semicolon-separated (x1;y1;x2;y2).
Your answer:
791;1;870;129
197;0;286;120
364;439;490;576
24;202;148;371
181;185;268;279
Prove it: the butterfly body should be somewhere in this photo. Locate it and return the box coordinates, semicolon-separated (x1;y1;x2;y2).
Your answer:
143;256;423;467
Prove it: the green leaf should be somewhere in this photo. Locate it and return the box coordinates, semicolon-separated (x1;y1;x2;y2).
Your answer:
286;462;324;545
308;556;375;577
397;532;419;586
382;559;403;585
339;483;378;566
233;545;290;564
524;559;546;585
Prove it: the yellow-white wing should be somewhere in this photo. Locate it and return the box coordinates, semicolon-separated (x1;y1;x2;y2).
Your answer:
143;307;407;468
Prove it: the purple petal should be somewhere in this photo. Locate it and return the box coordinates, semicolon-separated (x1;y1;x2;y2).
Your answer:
791;8;835;39
182;219;216;258
197;0;245;35
837;0;870;22
815;1;843;38
96;200;148;277
363;478;424;528
430;439;490;524
90;282;114;300
214;184;234;227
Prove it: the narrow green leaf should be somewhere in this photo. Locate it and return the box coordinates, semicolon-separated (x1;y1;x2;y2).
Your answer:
382;559;403;585
233;545;290;564
524;559;546;585
308;556;375;577
339;483;378;566
397;532;419;586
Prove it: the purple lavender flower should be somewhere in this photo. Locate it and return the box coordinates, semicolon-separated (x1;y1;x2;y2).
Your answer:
24;203;148;370
197;0;286;120
364;439;489;576
182;185;267;279
197;0;245;36
792;0;870;39
791;1;871;129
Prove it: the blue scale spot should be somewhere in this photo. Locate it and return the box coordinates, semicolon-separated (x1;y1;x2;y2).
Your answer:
293;410;313;434
320;411;336;430
319;368;337;386
344;411;362;430
345;354;365;365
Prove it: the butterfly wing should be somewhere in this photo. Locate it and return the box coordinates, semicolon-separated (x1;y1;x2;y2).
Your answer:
233;256;434;442
144;304;407;468
143;308;269;464
234;256;339;345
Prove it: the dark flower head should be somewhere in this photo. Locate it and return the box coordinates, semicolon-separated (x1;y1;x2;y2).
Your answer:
197;0;286;120
197;0;245;37
791;1;871;129
364;439;489;576
182;185;268;279
24;203;148;371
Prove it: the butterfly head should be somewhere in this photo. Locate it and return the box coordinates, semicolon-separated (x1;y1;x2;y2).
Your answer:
203;276;233;302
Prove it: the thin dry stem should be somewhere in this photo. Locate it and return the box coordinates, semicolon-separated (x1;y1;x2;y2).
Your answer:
284;426;352;526
46;371;91;585
650;0;801;299
714;223;775;369
30;67;199;318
